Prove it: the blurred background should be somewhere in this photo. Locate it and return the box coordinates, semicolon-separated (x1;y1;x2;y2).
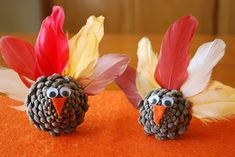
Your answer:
0;0;235;35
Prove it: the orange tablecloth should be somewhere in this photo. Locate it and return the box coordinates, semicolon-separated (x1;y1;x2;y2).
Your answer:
0;91;235;157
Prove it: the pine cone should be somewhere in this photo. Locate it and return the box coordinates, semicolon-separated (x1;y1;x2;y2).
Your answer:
138;88;192;140
26;74;89;136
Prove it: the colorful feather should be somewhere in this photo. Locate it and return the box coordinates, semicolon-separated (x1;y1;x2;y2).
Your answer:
63;16;104;80
19;75;34;88
0;37;35;80
115;66;142;109
190;81;235;123
84;54;129;95
0;68;28;102
154;16;198;90
34;6;69;78
136;37;159;98
181;39;225;97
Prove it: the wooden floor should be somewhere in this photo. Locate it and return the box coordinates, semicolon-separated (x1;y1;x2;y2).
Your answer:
1;34;235;89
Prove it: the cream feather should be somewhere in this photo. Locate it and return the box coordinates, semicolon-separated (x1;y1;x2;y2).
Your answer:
0;68;28;102
190;81;235;123
136;37;159;98
10;105;27;111
181;39;225;98
63;16;104;80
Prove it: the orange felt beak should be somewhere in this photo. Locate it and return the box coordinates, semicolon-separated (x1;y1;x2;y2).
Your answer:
153;105;166;125
51;97;66;116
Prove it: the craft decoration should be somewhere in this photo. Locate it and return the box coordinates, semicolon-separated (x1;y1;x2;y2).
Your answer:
116;15;235;140
0;6;129;136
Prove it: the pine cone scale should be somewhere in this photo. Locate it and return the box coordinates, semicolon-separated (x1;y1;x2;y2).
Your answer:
26;74;89;136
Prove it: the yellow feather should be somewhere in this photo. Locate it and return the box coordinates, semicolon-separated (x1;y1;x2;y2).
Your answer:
189;80;235;123
136;37;160;98
63;16;104;80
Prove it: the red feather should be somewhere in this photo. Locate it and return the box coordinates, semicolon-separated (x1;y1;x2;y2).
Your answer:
18;75;34;88
0;36;36;80
115;66;142;109
34;6;69;78
154;16;198;90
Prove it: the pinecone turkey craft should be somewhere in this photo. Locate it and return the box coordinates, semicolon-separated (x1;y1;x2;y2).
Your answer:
116;16;235;140
0;6;129;136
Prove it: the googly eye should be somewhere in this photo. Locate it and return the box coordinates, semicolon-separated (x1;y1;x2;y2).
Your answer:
148;95;160;105
60;87;71;97
162;96;174;107
46;87;58;98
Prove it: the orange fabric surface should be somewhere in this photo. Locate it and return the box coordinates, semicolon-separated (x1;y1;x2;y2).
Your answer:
0;91;235;157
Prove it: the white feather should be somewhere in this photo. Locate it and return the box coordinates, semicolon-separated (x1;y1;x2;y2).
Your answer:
0;68;28;102
136;37;159;98
181;39;225;98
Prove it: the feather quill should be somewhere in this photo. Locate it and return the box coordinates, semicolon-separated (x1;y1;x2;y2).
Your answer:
115;66;142;109
0;68;28;102
63;16;104;80
181;39;225;97
154;16;198;90
190;81;235;123
136;37;159;97
35;6;69;78
0;36;35;80
84;54;129;95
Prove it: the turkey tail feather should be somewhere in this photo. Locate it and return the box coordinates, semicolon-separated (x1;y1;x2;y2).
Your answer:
154;16;198;90
181;39;225;97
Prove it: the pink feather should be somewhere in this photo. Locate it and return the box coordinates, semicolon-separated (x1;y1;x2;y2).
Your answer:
154;16;198;90
115;66;142;109
84;54;129;95
34;6;69;78
0;36;36;81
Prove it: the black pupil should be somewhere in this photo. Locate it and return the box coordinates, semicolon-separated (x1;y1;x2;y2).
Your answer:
152;98;157;104
49;91;56;98
164;100;172;107
62;91;69;97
